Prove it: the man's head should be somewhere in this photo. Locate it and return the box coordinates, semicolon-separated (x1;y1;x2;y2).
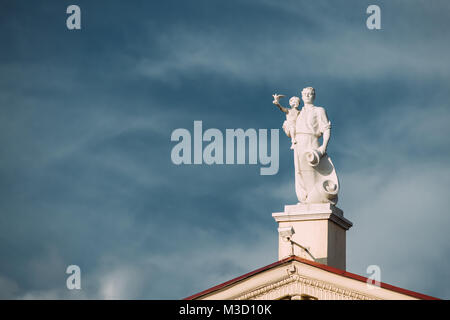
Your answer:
301;87;315;104
289;96;300;108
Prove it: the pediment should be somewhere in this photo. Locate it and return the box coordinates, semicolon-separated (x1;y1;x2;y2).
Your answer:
187;257;432;300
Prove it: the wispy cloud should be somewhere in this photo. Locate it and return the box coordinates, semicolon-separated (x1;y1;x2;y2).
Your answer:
134;0;450;85
1;0;449;300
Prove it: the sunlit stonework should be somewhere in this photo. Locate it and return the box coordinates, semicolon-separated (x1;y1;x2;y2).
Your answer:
273;87;339;205
185;87;438;301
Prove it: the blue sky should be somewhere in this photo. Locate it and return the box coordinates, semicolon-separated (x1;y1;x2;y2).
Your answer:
1;0;450;299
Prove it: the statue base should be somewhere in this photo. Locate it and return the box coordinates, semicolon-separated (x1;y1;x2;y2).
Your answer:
272;203;353;270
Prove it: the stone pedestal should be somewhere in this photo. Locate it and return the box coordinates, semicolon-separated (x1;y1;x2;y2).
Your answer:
272;203;352;270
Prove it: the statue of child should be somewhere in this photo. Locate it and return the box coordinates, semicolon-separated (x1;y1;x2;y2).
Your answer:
272;94;300;149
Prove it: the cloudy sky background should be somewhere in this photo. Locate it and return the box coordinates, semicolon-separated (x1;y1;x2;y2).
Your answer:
1;0;449;299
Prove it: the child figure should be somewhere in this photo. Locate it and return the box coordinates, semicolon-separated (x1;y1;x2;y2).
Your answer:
272;94;300;149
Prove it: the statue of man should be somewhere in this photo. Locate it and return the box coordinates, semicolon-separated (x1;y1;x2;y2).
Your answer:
273;87;339;204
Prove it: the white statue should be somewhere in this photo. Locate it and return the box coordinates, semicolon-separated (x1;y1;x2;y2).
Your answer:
273;87;339;204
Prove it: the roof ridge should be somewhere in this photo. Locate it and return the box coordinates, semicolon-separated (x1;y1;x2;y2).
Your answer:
184;256;440;300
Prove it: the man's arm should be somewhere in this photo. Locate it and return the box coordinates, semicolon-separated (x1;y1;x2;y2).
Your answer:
317;107;331;156
318;128;330;155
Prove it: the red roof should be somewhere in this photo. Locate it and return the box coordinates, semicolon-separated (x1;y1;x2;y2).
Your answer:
184;256;439;300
